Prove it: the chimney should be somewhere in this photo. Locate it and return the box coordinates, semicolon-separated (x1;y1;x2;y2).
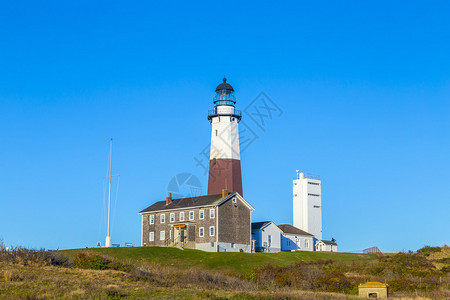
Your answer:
222;189;229;198
166;193;172;205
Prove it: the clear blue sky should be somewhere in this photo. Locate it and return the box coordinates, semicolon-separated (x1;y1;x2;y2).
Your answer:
0;1;449;252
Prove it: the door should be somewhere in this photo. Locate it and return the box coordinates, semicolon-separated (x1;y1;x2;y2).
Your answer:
180;228;185;243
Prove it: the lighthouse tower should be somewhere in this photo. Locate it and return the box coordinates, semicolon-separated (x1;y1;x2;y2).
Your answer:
207;78;243;196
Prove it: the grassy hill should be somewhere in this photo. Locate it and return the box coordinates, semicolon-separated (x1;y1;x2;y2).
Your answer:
60;247;375;275
1;245;449;299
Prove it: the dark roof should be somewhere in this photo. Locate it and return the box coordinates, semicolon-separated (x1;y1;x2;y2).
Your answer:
215;78;234;92
321;240;338;246
251;221;271;230
139;194;225;214
277;224;314;236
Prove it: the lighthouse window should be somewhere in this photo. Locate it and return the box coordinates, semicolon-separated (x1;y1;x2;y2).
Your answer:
308;193;320;197
215;130;218;136
149;215;154;224
199;210;204;219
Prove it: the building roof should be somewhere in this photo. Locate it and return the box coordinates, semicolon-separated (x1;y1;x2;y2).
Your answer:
139;193;225;214
320;240;338;246
215;78;234;92
277;224;314;236
359;282;388;288
251;221;271;230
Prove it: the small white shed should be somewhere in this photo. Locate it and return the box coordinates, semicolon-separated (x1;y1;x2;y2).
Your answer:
316;240;338;252
251;221;282;252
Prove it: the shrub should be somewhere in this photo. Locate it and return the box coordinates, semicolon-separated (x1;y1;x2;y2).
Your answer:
417;245;442;257
73;252;130;271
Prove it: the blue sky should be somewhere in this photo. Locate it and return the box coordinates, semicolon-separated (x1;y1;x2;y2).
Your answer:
0;1;449;252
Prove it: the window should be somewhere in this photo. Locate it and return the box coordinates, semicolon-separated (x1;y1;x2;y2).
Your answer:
179;212;185;221
268;235;272;245
313;205;320;208
199;227;204;237
215;129;218;136
308;193;320;197
189;211;194;220
209;226;215;236
232;198;237;203
149;215;154;224
305;240;310;248
210;209;215;219
160;231;165;241
160;214;165;223
170;213;175;223
199;210;204;219
149;232;154;241
308;182;320;186
231;243;235;248
211;242;215;247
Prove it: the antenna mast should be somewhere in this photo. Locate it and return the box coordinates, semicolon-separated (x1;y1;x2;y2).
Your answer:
105;138;119;247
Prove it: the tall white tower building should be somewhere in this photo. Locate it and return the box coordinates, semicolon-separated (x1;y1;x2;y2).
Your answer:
293;171;322;240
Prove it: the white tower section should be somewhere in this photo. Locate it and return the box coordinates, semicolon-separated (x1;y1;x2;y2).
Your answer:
293;172;322;240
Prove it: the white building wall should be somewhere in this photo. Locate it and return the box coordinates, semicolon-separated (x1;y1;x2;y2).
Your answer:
280;233;314;252
293;172;322;240
316;242;338;252
252;223;281;252
210;111;240;160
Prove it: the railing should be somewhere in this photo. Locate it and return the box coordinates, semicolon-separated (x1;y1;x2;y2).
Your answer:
207;109;242;121
293;172;320;180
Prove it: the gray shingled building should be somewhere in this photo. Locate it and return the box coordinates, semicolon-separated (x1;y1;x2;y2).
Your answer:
139;190;255;252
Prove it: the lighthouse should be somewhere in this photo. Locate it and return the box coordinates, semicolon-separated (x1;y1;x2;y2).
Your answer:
207;78;243;196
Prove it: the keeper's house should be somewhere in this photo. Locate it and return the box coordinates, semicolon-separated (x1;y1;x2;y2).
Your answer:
139;190;255;253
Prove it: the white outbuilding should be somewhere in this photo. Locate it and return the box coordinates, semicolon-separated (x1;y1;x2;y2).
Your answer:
251;221;282;252
278;224;314;252
316;240;338;252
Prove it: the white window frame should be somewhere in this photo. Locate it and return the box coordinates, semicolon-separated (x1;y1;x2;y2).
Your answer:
180;212;185;221
149;215;155;224
160;230;165;241
199;210;204;220
149;231;154;241
160;214;165;223
170;213;175;223
209;209;215;219
199;227;204;237
209;226;215;237
189;211;194;220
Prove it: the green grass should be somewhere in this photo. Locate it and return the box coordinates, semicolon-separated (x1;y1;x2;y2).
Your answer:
60;247;376;275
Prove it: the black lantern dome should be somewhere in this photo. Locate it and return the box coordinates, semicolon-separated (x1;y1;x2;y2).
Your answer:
215;78;234;92
208;77;241;122
214;78;236;106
